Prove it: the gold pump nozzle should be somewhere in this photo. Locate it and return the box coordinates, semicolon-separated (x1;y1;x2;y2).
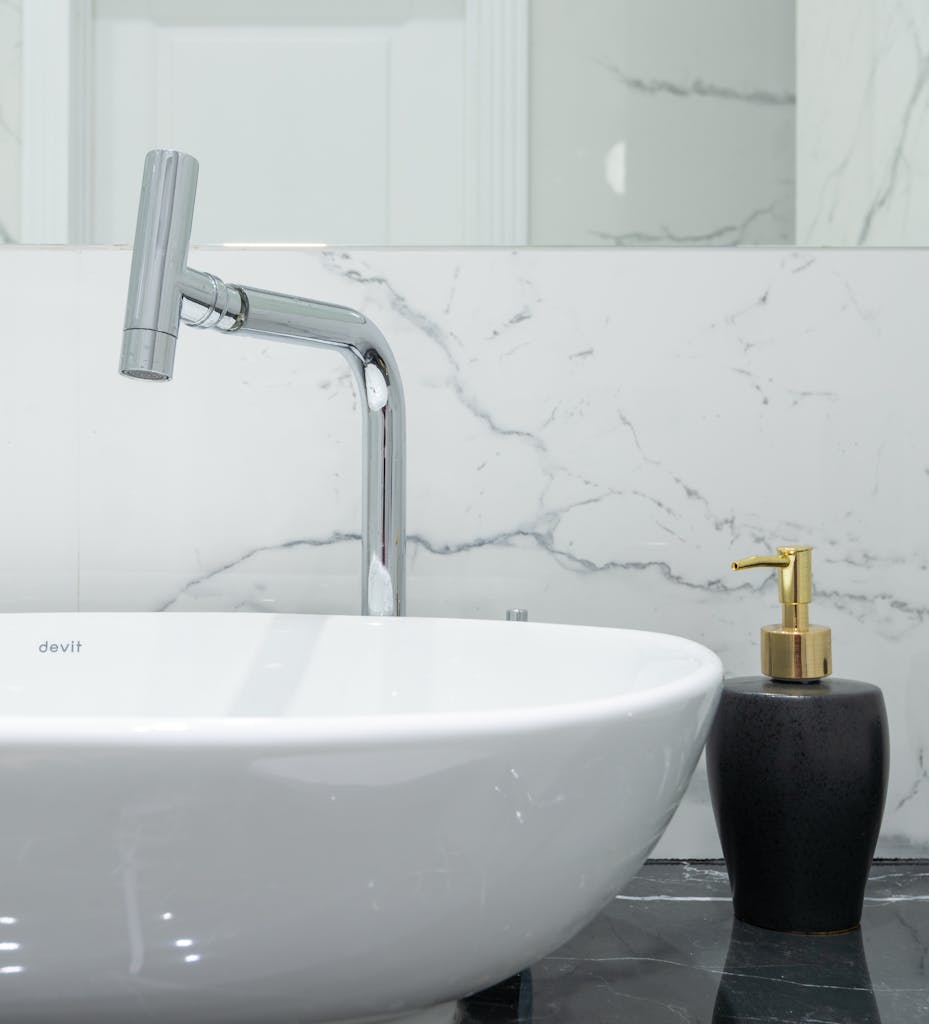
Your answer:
732;545;831;681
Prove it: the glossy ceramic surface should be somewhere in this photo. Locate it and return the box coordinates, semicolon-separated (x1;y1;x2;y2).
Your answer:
0;613;721;1022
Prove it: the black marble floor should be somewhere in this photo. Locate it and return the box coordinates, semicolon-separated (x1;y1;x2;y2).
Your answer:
460;861;929;1024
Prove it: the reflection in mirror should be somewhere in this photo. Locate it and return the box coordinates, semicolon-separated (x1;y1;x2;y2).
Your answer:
712;920;882;1023
2;1;926;246
531;0;794;246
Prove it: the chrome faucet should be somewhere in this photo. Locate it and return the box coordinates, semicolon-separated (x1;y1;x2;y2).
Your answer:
120;149;406;616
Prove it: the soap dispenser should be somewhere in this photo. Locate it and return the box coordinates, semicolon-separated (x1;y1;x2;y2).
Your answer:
706;545;889;933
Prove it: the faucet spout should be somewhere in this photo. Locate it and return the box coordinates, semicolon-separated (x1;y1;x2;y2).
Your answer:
121;150;198;380
120;150;406;616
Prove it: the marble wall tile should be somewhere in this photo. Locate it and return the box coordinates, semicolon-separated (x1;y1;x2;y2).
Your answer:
798;0;929;245
2;244;929;858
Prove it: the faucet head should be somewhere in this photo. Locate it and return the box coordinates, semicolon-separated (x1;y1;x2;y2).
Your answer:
120;149;199;381
120;329;177;382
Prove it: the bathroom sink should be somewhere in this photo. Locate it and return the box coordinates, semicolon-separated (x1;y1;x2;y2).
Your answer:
0;613;721;1023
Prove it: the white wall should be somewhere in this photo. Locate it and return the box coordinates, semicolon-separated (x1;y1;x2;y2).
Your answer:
0;0;21;242
797;0;929;244
529;0;796;245
1;244;927;858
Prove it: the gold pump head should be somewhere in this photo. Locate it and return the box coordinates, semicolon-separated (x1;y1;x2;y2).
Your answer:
731;545;832;681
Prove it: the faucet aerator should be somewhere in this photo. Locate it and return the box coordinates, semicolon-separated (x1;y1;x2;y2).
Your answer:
120;328;177;381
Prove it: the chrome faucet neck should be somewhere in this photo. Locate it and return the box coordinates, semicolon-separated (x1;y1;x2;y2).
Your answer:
121;149;406;616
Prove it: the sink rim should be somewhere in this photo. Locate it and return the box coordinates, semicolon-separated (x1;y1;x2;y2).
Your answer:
0;612;722;746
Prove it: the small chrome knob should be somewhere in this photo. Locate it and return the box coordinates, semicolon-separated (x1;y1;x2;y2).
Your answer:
506;608;529;622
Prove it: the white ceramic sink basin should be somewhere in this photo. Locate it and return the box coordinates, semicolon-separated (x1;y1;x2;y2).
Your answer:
0;613;721;1023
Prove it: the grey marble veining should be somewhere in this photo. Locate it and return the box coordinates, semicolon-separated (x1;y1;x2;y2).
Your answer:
600;63;796;107
591;201;785;246
459;862;929;1023
797;0;929;245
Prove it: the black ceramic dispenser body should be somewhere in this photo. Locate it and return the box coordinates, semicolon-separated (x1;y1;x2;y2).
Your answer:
708;677;888;932
707;546;889;933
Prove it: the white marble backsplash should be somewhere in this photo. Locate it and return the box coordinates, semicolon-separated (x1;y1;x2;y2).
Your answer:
1;244;927;858
798;0;929;245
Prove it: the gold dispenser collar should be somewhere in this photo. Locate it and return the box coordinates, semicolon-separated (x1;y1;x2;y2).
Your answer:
732;545;832;681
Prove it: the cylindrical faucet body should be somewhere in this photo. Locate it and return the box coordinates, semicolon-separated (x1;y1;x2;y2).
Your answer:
223;285;407;616
121;150;199;380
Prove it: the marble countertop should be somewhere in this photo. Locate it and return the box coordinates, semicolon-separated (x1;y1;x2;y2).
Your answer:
459;861;929;1024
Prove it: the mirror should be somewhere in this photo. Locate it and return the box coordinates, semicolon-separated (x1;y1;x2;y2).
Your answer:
0;1;918;247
